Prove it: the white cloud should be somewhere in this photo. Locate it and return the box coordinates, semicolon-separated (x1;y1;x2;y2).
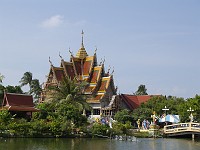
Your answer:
41;15;64;28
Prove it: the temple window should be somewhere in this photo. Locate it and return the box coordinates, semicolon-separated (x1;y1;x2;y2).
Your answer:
93;109;100;115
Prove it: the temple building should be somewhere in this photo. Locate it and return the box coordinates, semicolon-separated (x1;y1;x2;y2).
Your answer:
119;94;160;110
40;31;119;118
1;92;39;119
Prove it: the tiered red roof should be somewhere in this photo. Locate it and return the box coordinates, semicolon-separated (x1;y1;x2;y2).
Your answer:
53;67;65;82
83;56;94;76
72;58;82;75
2;93;39;112
62;62;75;79
41;32;117;106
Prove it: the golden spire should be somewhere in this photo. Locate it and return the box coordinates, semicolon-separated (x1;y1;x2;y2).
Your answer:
81;30;84;48
76;30;88;59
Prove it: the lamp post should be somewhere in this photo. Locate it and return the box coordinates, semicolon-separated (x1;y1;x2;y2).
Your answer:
162;106;169;125
187;107;194;122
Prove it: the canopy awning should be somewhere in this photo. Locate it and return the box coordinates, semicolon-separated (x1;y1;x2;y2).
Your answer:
159;114;180;123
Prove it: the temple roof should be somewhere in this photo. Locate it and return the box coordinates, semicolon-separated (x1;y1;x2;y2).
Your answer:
120;94;159;110
76;30;88;59
90;66;102;84
2;93;39;112
86;93;105;103
52;67;65;82
76;47;88;59
98;76;111;93
83;56;94;76
42;31;117;106
61;61;75;79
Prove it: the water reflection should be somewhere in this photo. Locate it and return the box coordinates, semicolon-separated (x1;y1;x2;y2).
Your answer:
0;138;199;150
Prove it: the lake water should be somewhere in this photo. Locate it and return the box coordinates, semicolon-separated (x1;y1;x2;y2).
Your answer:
0;138;200;150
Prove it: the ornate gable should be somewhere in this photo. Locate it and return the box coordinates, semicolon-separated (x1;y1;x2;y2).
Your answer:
40;31;119;117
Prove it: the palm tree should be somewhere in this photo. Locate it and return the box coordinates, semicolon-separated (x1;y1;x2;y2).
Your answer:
19;72;33;93
30;79;42;99
47;77;91;112
0;73;4;83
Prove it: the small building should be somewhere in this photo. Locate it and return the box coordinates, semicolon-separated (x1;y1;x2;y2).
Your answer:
119;94;159;110
1;93;39;119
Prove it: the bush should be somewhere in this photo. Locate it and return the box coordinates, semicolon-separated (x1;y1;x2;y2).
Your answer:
91;123;110;136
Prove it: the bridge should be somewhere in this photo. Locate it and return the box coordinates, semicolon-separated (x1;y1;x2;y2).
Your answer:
164;122;200;139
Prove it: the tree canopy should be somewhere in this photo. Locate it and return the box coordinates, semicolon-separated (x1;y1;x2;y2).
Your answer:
0;73;4;83
20;72;42;99
135;84;148;95
46;77;91;112
130;95;200;123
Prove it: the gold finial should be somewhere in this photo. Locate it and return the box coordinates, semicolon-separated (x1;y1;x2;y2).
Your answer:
94;47;97;54
111;67;115;75
107;65;111;74
81;30;84;48
59;52;63;60
69;47;73;56
99;58;103;65
49;56;53;66
76;30;88;59
102;56;106;64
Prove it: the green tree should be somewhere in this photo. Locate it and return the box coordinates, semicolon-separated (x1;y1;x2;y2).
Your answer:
47;77;91;112
0;85;23;105
135;84;148;95
178;95;200;122
5;85;23;94
30;79;42;99
20;72;42;100
131;95;186;123
114;109;133;124
132;107;152;121
0;73;4;83
0;85;5;105
19;72;33;92
0;110;13;126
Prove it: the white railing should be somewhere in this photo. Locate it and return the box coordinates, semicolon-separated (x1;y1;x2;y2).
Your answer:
164;122;200;134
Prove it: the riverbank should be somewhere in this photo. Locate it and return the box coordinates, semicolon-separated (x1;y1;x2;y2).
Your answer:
1;137;200;150
0;128;163;139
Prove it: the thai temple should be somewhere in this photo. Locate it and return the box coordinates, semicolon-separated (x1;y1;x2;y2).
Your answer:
40;31;119;118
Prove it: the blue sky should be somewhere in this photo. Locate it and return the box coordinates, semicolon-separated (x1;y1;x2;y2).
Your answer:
0;0;200;98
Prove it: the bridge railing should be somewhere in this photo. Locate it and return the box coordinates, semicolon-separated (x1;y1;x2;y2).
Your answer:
164;122;200;134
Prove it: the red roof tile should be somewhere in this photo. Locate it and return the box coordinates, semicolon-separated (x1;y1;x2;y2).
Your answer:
120;94;155;110
99;80;107;91
2;93;39;112
83;60;92;75
91;70;99;83
73;60;82;75
4;93;34;107
64;63;75;79
86;94;104;103
4;106;39;112
85;86;95;93
54;69;65;81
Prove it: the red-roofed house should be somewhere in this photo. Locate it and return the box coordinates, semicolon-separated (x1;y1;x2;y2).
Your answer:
1;93;39;119
119;94;160;110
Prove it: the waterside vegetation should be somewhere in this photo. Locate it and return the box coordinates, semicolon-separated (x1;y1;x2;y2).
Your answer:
0;72;200;138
